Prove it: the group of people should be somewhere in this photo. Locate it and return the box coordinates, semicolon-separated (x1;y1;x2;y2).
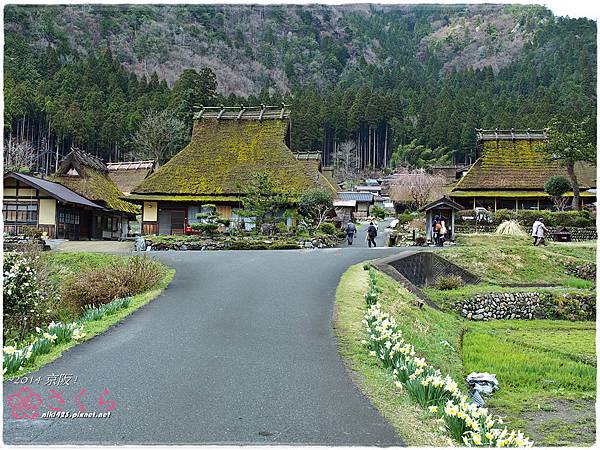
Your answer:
431;215;448;246
344;219;379;248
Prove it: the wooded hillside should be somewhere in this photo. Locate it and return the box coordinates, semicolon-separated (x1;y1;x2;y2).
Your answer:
4;4;596;173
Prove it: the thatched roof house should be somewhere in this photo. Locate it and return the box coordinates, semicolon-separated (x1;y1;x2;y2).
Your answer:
50;149;139;216
49;149;138;239
129;105;331;235
107;160;155;195
450;129;596;210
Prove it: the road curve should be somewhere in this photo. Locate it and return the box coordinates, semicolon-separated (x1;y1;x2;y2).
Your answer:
4;247;406;445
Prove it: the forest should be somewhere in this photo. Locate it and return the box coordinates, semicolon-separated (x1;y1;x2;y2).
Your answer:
3;4;597;174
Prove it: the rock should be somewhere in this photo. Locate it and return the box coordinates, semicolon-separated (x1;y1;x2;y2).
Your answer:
304;241;314;248
472;314;483;320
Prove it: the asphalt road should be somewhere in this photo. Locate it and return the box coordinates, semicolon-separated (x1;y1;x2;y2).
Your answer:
3;246;406;445
341;219;392;248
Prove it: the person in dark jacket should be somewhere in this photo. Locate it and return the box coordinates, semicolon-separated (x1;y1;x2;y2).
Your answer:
345;221;357;245
367;221;378;248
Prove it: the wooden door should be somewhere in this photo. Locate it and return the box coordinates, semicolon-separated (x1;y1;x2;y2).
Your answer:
158;211;172;235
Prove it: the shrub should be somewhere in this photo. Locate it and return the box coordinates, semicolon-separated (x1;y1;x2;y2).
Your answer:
216;218;231;227
3;252;57;340
415;236;426;246
319;222;336;235
62;256;164;309
20;225;43;238
538;292;595;321
544;176;571;197
489;210;595;228
435;275;464;290
371;206;386;220
396;211;415;225
495;220;527;237
190;222;219;234
564;260;596;280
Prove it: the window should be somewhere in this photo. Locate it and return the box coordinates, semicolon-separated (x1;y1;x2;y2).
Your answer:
187;205;201;225
2;202;37;224
58;208;79;225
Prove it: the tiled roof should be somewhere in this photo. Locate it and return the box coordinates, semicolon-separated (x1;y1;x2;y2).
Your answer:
338;191;374;202
5;172;105;210
453;139;596;191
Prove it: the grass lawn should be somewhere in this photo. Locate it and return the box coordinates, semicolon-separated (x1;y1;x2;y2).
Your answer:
439;234;596;285
335;262;596;446
4;252;175;380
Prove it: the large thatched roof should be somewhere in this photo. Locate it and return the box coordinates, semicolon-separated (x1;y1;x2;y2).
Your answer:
131;107;321;199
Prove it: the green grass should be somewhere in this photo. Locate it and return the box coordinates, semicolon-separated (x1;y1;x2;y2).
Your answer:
4;266;175;380
42;251;124;284
334;264;452;446
335;263;596;446
441;234;595;285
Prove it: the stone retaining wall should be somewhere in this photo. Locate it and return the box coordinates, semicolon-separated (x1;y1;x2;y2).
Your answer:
458;292;541;320
457;291;596;321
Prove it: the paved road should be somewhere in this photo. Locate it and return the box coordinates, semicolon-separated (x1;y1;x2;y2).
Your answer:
3;247;406;445
341;219;393;248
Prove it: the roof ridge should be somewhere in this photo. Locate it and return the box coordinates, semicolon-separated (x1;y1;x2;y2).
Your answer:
194;104;291;121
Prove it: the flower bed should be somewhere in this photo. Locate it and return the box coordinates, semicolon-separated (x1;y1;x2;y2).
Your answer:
3;296;131;376
361;268;532;447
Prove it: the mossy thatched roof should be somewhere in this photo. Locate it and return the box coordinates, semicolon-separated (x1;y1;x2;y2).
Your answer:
132;117;321;197
453;139;596;191
50;150;139;215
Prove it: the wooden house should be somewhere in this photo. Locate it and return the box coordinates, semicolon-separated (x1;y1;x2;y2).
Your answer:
49;150;139;239
450;129;596;210
128;105;328;235
3;172;108;239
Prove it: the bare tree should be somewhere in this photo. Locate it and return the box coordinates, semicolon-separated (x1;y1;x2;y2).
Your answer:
4;138;36;173
129;110;188;167
332;140;359;184
389;168;445;210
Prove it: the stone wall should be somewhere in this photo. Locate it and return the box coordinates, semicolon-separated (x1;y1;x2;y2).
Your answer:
455;225;597;241
457;291;596;321
458;292;541;320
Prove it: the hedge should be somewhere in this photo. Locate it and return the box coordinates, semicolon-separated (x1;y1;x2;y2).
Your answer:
457;209;595;228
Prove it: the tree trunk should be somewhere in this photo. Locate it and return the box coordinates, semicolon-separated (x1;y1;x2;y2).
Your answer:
566;161;580;210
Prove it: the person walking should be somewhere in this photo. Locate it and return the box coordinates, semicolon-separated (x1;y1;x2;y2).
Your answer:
531;217;548;246
367;221;378;248
345;221;357;245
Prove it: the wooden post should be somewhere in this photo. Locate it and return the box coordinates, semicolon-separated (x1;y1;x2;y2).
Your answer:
494;197;497;212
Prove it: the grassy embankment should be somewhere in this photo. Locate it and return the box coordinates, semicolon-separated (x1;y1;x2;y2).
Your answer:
335;235;596;446
4;252;174;380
